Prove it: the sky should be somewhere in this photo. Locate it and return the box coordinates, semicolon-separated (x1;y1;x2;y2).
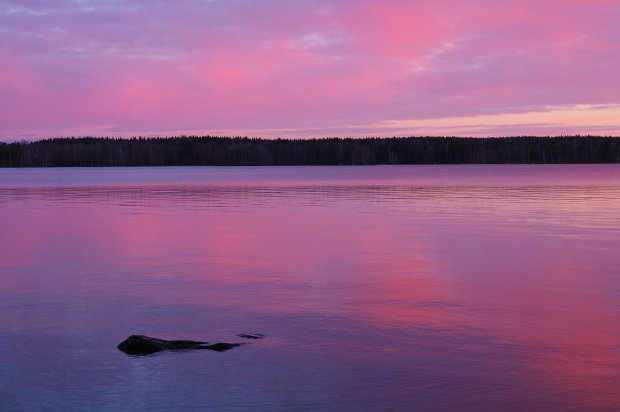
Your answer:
1;0;620;140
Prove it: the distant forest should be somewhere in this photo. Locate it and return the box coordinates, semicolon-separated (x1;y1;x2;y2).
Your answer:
1;136;619;167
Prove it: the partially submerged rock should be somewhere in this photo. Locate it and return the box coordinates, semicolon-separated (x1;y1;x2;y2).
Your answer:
117;335;243;356
237;333;265;340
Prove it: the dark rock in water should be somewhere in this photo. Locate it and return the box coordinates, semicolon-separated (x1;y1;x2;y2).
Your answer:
117;335;171;355
237;333;265;340
204;342;244;352
117;335;243;356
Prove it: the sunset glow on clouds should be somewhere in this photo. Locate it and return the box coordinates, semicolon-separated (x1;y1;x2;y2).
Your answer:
1;0;619;139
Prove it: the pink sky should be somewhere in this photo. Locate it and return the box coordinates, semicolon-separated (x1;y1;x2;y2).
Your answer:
1;0;619;140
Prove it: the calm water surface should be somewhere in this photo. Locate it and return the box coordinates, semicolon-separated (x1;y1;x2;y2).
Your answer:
1;165;619;411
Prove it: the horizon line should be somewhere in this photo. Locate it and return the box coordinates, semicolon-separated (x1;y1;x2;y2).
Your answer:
4;134;620;144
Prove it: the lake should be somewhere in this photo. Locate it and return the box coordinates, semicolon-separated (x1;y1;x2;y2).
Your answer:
1;165;619;411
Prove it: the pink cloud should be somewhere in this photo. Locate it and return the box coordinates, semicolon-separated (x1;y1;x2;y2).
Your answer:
1;0;619;139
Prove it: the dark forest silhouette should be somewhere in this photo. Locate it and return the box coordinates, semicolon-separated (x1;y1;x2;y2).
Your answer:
1;136;619;167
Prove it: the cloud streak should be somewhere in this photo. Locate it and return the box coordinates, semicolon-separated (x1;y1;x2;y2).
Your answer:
1;0;619;139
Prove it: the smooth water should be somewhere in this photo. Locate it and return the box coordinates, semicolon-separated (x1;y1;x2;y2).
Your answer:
1;165;619;411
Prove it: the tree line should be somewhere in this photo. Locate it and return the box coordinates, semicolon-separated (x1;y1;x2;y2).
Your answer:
0;136;619;167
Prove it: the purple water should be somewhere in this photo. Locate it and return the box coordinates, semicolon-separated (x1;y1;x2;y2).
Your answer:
1;165;619;411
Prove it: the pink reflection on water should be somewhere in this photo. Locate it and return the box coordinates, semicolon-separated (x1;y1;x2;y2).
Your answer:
1;165;620;410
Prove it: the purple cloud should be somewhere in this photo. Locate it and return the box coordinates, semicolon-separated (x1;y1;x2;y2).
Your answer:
1;0;619;139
